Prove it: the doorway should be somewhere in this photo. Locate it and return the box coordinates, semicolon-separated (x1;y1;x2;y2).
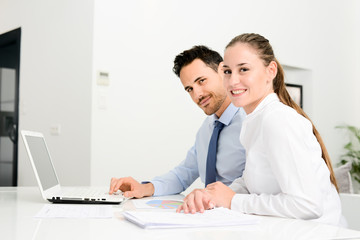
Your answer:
0;28;21;186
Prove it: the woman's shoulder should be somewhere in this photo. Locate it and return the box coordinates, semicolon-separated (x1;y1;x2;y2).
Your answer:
261;101;310;130
262;100;293;118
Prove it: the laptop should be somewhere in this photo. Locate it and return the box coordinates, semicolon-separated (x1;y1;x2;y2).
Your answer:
21;130;125;204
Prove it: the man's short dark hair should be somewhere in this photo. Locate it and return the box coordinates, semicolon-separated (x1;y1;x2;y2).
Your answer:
173;45;223;77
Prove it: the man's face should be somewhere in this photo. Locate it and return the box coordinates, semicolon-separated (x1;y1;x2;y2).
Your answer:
179;59;227;116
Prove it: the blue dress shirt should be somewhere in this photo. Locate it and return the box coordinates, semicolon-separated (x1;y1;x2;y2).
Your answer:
150;103;247;196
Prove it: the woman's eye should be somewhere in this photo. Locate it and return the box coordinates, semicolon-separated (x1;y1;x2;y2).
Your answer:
240;68;249;72
223;69;231;74
199;79;205;83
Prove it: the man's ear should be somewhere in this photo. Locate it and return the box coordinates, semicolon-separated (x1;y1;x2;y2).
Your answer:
218;62;224;80
267;61;277;83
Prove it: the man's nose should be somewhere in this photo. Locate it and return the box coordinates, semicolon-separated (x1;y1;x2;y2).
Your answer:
193;87;203;100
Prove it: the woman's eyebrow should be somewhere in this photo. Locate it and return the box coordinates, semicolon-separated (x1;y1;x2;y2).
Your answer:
223;62;248;68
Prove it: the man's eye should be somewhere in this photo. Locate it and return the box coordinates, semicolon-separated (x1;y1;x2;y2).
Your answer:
199;79;205;83
224;69;231;74
186;88;193;93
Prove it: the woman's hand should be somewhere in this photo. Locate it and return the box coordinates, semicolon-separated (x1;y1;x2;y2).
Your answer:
176;182;236;214
176;188;215;214
206;182;236;209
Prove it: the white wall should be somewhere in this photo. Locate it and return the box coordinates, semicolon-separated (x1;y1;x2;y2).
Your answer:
91;0;360;189
283;65;313;116
0;0;94;186
307;1;360;162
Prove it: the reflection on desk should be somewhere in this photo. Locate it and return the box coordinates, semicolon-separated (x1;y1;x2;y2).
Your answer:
1;187;360;240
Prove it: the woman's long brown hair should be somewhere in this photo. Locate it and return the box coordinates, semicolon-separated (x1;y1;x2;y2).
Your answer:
226;33;339;192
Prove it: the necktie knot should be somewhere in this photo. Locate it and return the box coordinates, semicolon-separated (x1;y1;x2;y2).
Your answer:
215;121;225;130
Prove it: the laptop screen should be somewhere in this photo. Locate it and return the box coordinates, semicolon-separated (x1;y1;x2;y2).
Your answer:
25;135;59;190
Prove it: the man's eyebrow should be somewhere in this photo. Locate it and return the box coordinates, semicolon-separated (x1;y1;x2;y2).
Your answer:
193;76;204;83
184;76;205;91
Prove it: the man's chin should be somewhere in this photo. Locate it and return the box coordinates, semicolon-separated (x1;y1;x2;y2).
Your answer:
202;107;216;116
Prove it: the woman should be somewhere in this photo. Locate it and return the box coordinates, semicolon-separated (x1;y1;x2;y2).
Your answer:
177;33;342;226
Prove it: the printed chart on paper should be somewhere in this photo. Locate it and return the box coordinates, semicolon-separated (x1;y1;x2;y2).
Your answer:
145;200;183;209
132;197;184;209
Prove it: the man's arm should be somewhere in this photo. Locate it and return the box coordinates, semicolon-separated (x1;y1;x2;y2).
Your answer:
109;144;200;198
150;145;200;196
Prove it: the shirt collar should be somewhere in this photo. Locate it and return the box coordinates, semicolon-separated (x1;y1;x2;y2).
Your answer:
211;103;239;126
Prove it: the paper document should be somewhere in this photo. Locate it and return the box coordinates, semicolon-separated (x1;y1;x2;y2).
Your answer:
34;204;113;219
123;207;259;229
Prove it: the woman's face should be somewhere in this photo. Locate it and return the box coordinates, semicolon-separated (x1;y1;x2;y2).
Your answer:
221;43;277;114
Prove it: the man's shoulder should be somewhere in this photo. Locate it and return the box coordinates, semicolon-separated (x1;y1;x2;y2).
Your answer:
198;115;214;129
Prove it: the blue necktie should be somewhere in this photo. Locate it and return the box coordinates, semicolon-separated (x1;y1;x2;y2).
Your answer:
205;120;225;186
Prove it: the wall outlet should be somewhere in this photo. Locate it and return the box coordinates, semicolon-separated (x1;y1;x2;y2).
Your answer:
96;70;110;86
50;125;61;135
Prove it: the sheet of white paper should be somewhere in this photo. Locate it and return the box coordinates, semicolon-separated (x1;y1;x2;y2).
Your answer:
34;204;113;219
123;207;259;229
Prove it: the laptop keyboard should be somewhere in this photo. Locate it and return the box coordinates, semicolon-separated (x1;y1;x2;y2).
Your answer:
62;187;123;201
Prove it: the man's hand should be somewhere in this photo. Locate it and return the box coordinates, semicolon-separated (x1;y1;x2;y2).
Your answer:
109;176;154;198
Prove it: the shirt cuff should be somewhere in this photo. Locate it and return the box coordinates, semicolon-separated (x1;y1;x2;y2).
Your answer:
231;193;250;213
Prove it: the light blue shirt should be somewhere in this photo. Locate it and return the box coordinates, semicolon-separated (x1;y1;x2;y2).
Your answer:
150;103;247;196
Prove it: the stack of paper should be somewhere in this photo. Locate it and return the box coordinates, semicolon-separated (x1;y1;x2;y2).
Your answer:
123;207;259;229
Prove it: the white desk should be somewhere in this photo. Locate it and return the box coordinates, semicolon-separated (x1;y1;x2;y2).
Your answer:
1;187;360;240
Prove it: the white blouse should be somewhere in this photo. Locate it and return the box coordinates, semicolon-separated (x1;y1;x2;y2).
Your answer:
229;93;342;226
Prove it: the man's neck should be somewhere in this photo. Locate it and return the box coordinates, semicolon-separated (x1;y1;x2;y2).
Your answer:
215;98;231;118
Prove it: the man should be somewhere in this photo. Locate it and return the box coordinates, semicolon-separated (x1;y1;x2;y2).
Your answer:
109;46;246;198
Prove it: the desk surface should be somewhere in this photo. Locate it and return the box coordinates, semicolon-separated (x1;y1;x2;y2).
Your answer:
1;187;360;240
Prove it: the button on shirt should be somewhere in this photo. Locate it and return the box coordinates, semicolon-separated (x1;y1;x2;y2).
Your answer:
150;103;246;196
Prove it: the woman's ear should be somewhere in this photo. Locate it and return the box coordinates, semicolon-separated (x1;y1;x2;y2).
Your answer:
267;61;278;82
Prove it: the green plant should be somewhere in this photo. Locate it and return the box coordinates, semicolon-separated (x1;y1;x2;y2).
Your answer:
336;125;360;184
